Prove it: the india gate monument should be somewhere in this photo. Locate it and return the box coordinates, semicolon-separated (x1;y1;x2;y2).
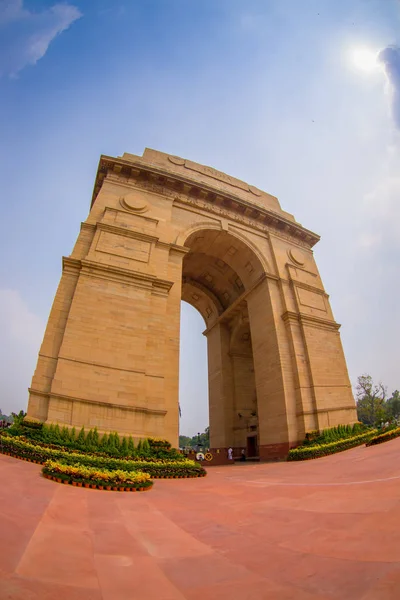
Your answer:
26;149;357;459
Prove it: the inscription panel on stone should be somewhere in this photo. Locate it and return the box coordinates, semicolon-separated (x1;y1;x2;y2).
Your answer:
297;287;326;312
96;231;151;263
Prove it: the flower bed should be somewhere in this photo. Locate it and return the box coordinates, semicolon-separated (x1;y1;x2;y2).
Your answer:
0;435;206;478
42;460;152;491
366;427;400;447
287;431;376;461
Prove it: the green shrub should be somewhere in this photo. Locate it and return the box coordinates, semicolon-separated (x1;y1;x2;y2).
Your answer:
301;423;368;446
7;421;185;461
0;435;206;478
128;436;135;454
288;431;376;461
120;436;128;456
366;426;400;446
77;426;86;448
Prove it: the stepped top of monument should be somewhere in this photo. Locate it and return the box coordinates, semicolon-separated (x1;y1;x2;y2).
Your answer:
117;148;287;218
91;149;321;246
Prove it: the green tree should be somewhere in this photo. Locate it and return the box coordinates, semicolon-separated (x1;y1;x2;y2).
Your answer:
77;426;86;447
356;374;388;426
120;436;128;456
53;424;62;443
11;410;26;426
141;438;150;456
386;390;400;420
92;427;100;448
69;427;76;443
179;435;191;447
60;426;70;444
128;436;135;455
85;429;94;450
100;433;109;451
179;427;210;449
107;432;116;454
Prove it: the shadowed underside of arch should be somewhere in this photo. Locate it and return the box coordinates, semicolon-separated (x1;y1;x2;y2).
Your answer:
26;148;357;460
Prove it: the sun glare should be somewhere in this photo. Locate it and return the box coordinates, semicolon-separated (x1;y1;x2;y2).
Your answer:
351;47;379;72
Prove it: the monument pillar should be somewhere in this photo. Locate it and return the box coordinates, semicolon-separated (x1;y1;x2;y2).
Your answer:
205;322;235;450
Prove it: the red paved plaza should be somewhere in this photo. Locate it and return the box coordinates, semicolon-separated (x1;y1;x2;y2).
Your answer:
1;439;400;599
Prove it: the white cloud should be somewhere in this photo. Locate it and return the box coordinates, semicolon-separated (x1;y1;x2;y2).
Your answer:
0;0;82;77
0;289;45;415
360;148;400;251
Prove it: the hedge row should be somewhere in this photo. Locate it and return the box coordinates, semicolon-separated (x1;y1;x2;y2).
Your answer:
366;427;400;447
287;431;377;461
42;460;153;491
0;435;206;478
5;434;183;464
11;420;183;461
302;423;368;446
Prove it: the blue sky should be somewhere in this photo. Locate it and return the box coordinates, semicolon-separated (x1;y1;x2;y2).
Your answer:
1;0;400;436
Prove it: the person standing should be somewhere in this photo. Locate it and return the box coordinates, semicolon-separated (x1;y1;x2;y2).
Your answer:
227;447;233;461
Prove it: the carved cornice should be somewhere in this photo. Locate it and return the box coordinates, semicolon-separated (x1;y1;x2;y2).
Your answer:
62;256;174;296
282;310;341;332
80;222;96;233
156;240;190;256
297;403;354;417
29;388;167;416
91;154;320;249
97;221;159;243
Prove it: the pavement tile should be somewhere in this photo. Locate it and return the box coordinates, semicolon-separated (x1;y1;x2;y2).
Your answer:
1;437;400;600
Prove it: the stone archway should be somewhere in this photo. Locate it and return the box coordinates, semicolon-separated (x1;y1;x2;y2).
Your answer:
27;148;357;459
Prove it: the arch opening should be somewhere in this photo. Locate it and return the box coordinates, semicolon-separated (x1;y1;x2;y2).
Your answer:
180;229;264;457
178;301;209;443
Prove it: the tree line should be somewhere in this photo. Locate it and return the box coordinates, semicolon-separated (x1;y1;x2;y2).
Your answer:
356;374;400;427
179;427;210;449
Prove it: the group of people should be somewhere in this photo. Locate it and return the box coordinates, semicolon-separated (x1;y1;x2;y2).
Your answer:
227;447;246;461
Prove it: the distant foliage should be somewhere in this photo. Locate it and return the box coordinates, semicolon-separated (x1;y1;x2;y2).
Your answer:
356;375;400;427
179;427;210;449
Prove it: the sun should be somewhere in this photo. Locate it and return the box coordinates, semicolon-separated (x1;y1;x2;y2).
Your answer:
351;47;379;72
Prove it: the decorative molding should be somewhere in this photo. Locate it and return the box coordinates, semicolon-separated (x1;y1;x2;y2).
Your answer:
119;193;148;213
91;155;320;249
29;388;167;416
282;310;340;332
80;222;96;233
290;278;328;297
97;221;158;243
62;256;81;274
297;404;355;417
56;355;164;379
62;257;174;296
103;206;159;227
155;240;190;256
288;248;305;266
